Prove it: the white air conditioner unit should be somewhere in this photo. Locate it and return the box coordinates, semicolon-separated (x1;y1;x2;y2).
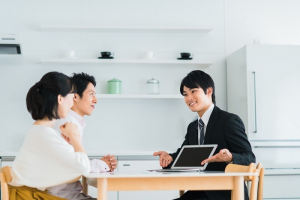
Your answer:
0;33;22;55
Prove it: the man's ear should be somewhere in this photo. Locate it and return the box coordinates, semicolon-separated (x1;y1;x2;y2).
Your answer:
206;87;213;96
57;94;63;105
73;93;79;102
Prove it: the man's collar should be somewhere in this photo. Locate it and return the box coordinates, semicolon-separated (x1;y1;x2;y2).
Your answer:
69;109;86;129
198;104;215;126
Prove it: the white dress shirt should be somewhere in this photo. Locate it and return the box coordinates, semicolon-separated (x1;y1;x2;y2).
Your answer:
197;104;214;145
52;109;109;172
9;125;90;191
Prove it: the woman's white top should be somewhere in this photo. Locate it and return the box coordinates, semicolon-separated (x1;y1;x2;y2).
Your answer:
9;125;90;191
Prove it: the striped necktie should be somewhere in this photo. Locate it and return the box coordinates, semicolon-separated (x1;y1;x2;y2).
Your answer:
199;119;205;145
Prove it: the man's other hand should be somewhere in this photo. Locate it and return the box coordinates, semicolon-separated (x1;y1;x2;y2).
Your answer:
201;149;233;165
153;151;173;168
61;133;72;145
101;154;118;171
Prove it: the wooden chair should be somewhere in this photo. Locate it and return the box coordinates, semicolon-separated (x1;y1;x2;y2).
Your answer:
256;163;264;200
179;163;264;200
0;166;82;200
225;163;264;200
0;166;12;200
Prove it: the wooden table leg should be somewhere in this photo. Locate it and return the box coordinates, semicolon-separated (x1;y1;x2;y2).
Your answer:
97;178;107;200
232;176;244;200
82;176;88;194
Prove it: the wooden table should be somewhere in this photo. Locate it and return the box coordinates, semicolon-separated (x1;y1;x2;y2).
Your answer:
82;171;258;200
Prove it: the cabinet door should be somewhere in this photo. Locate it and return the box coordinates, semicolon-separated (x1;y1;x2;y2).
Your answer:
263;175;300;199
253;147;300;168
87;184;118;200
118;160;179;200
246;46;300;140
1;157;14;167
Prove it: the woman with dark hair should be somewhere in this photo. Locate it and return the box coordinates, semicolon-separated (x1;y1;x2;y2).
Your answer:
8;72;90;200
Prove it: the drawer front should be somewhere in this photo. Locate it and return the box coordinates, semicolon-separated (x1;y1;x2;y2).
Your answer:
1;161;14;167
87;186;117;200
252;147;300;168
263;175;300;199
118;160;160;171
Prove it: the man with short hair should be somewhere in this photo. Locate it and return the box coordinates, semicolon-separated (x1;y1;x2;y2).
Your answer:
48;72;117;200
153;70;255;200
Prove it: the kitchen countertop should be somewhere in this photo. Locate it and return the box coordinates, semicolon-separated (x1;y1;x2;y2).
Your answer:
0;152;18;157
2;152;300;174
264;169;300;175
0;151;174;158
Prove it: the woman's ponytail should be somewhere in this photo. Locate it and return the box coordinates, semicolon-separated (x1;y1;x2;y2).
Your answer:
26;82;44;120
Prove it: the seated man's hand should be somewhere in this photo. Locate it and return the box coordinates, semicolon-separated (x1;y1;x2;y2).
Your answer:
108;155;118;171
61;133;72;145
101;154;117;172
153;151;173;168
201;149;233;165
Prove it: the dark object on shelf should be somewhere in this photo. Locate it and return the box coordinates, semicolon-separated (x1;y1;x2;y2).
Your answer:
98;57;114;59
177;57;193;60
178;52;193;60
101;51;114;57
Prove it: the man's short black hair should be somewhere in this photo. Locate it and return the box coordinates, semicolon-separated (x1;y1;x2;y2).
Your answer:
70;73;96;98
26;71;77;120
180;70;216;105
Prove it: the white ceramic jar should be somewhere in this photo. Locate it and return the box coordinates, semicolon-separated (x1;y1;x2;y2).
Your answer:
147;78;159;94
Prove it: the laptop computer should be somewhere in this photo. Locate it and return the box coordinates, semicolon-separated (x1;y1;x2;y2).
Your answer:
150;144;218;172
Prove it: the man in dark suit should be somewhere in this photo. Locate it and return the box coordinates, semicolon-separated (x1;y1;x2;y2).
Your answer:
153;70;255;200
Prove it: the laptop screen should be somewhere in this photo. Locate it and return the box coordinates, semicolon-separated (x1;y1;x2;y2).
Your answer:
173;146;216;168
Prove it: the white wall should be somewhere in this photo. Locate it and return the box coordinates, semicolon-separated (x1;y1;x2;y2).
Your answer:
0;0;226;152
225;0;300;55
3;0;299;153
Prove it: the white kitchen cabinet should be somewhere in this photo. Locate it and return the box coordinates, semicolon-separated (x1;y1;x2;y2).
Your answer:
0;157;14;167
118;160;179;200
263;175;300;199
252;146;300;199
86;184;117;200
1;161;14;167
227;45;300;199
252;147;300;169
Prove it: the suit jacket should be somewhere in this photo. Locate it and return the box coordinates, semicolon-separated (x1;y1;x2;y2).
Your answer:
169;106;256;200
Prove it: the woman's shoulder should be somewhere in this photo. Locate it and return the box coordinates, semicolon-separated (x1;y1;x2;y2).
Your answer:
26;125;61;141
22;125;71;152
29;125;57;134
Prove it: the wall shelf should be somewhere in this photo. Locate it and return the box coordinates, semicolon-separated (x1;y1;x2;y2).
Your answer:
40;58;212;67
95;94;183;99
40;25;213;33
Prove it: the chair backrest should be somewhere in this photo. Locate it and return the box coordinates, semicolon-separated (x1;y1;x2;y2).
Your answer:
256;163;264;200
225;163;264;200
0;166;12;200
225;162;256;181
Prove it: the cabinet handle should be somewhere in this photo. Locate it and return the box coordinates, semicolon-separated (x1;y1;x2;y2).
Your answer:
123;164;130;166
253;72;257;133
